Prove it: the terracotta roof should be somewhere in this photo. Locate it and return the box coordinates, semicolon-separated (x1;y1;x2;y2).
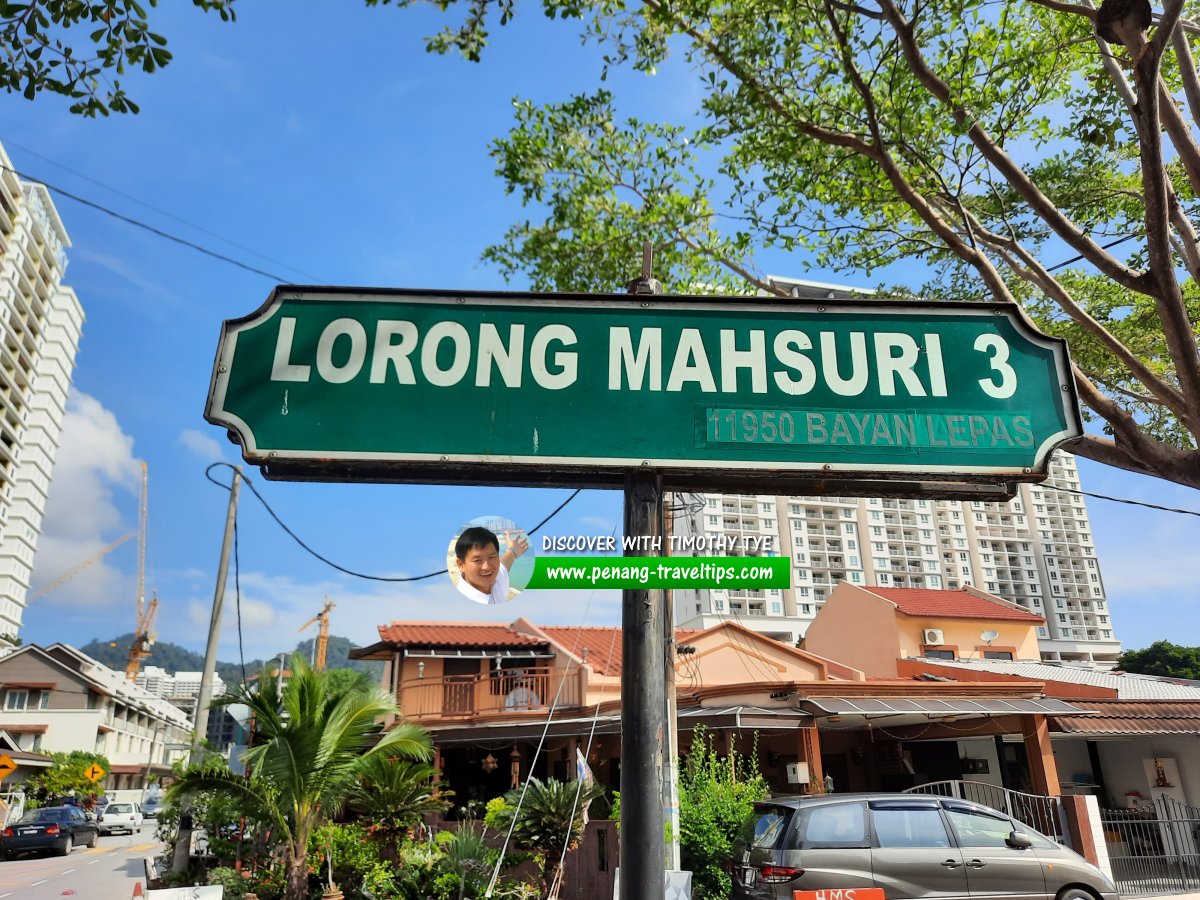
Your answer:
1052;700;1200;734
536;627;702;677
869;587;1044;622
376;622;549;649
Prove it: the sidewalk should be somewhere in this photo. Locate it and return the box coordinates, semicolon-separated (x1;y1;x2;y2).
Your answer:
1127;894;1200;899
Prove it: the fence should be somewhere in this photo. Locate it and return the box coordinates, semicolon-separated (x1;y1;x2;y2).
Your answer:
400;666;585;720
0;790;25;827
1100;796;1200;894
904;779;1068;845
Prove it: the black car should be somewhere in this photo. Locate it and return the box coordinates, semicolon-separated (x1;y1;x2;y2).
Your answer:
0;806;98;859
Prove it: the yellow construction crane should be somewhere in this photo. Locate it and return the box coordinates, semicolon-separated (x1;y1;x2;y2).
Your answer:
125;462;156;680
26;532;135;604
297;597;335;670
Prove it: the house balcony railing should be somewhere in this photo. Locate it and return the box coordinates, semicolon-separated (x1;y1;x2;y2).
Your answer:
398;666;585;720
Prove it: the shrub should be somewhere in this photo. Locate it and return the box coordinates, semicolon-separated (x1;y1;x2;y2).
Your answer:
678;729;768;900
310;823;383;898
207;867;249;899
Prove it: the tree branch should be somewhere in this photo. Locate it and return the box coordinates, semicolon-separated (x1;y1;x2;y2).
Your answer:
970;222;1188;417
1126;0;1200;429
877;0;1154;295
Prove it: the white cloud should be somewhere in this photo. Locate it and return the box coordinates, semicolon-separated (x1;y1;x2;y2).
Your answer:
29;391;142;610
178;428;225;461
75;249;187;312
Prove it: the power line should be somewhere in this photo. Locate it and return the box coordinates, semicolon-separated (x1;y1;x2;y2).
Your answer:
0;163;291;282
204;462;582;582
1044;481;1200;517
0;137;320;281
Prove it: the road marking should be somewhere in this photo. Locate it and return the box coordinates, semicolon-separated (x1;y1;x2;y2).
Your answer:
1;890;13;897
61;868;74;874
127;843;157;852
31;880;46;886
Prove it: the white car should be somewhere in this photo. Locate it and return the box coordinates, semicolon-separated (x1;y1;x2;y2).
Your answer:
97;802;143;835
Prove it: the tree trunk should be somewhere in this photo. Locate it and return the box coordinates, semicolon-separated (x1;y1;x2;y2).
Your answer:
285;849;309;900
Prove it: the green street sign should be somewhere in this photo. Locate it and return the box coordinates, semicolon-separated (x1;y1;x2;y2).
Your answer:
205;288;1082;492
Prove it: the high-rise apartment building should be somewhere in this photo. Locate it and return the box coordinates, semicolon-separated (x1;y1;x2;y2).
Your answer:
0;143;85;642
137;665;226;724
673;276;1119;667
674;451;1120;666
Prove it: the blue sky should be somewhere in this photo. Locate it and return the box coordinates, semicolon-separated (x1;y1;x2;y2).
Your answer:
1;0;1197;664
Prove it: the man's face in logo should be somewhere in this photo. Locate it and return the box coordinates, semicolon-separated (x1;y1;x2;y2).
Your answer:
457;543;500;594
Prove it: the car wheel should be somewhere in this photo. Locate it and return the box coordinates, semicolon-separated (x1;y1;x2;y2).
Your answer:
57;836;72;857
86;831;97;848
1057;889;1097;900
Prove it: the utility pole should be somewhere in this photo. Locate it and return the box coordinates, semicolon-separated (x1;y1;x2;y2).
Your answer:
662;491;682;871
619;242;667;900
173;466;241;873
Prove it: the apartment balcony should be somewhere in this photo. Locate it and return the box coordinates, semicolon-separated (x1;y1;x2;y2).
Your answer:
398;666;585;720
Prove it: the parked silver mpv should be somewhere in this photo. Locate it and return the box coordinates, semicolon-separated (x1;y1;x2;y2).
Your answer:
732;793;1119;900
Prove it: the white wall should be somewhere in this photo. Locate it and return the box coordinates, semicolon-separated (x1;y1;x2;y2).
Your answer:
956;737;1004;787
1095;736;1200;807
1050;738;1096;794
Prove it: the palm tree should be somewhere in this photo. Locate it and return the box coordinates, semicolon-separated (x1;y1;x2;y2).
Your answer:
172;655;432;900
347;756;450;854
492;776;606;897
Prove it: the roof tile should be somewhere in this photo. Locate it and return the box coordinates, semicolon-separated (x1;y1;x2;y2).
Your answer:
376;622;548;649
869;587;1044;622
1053;699;1200;734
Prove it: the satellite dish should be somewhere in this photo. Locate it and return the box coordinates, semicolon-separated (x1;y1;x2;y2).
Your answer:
981;629;999;644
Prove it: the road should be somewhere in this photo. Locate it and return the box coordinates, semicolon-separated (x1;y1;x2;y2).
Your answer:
0;829;159;899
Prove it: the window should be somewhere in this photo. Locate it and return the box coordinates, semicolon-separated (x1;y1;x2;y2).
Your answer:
871;806;951;848
945;807;1011;846
4;689;28;710
946;806;1056;849
923;650;955;659
984;651;1014;660
38;691;49;710
790;802;868;848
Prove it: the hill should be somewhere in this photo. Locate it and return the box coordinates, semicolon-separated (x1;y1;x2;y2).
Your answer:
78;634;383;686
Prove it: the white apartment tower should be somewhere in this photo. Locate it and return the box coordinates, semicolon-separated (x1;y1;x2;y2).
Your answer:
0;143;85;642
675;453;1121;666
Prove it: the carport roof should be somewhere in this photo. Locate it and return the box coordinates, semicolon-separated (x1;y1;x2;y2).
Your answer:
1051;700;1200;734
800;697;1090;717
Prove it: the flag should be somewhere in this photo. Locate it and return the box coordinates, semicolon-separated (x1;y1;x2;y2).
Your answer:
576;748;595;825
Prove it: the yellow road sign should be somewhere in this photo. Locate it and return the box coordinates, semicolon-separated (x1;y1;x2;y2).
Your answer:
84;763;105;782
0;753;16;780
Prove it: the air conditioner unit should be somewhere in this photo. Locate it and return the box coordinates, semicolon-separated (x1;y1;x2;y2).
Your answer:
923;628;945;645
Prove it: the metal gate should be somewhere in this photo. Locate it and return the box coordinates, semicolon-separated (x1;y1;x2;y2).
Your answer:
1100;796;1200;893
904;780;1068;846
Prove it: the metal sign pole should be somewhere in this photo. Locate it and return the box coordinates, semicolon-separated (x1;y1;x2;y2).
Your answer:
620;468;666;900
619;243;667;900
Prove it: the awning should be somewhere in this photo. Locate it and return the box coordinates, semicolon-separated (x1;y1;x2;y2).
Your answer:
425;705;811;743
800;697;1091;717
1051;701;1200;735
0;723;49;733
404;649;555;659
1054;717;1200;735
